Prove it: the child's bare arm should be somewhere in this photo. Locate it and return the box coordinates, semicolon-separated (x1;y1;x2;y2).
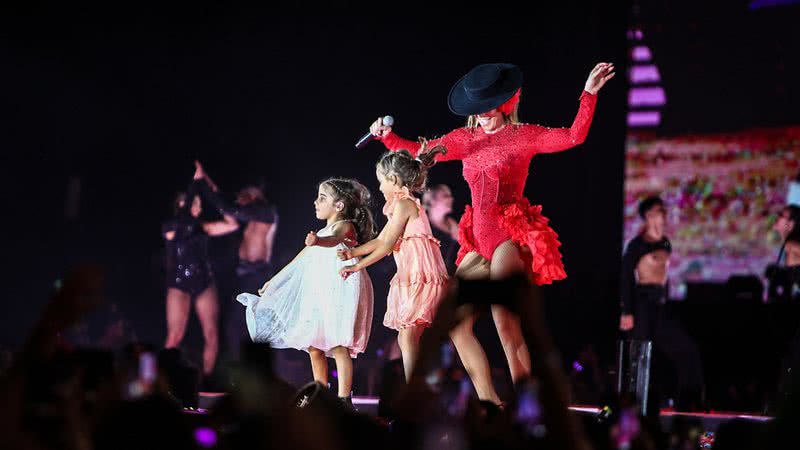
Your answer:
307;222;357;248
339;200;415;276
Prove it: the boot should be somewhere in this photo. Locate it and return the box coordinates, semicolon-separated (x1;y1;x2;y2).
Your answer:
339;392;355;411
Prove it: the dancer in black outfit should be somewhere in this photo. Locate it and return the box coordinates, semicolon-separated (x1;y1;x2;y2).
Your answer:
163;178;238;376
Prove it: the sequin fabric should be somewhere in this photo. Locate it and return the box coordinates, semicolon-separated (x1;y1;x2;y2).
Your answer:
380;91;597;284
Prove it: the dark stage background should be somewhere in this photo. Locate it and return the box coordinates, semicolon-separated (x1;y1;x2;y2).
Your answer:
0;6;630;390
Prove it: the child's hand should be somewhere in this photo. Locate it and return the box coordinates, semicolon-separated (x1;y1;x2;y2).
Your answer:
257;281;270;296
337;248;353;261
339;265;359;280
305;231;318;247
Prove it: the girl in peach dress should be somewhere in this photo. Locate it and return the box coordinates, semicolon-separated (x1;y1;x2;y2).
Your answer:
339;144;449;380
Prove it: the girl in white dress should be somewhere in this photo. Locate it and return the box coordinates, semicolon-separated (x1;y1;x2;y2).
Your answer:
236;178;376;402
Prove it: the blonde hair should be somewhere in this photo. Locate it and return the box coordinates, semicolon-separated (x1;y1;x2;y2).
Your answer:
465;104;520;128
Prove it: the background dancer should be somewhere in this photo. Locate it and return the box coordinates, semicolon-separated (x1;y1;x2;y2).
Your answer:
193;161;279;360
163;177;238;376
423;184;460;275
619;196;704;412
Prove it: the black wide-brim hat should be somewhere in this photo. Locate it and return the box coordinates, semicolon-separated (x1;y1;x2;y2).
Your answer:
447;63;523;116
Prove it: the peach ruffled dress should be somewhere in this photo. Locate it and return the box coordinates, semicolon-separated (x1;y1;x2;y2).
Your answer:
383;191;449;330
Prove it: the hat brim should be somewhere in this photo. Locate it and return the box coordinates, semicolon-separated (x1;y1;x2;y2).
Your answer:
447;64;523;116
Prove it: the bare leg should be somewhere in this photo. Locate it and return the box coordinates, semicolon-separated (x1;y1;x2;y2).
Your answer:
448;251;503;404
449;312;502;404
397;325;426;382
490;240;532;383
308;347;329;386
165;288;191;348
331;346;353;397
194;285;220;376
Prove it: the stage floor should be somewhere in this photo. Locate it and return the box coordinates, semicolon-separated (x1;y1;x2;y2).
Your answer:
197;393;774;431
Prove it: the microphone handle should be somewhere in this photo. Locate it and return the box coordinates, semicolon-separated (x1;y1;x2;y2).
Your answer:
355;132;375;149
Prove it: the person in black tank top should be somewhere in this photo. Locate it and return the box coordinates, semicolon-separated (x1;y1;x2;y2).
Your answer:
619;196;704;412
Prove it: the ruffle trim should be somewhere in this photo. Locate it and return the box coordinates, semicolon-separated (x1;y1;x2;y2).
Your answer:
384;317;434;330
455;199;567;285
390;273;449;287
394;233;441;252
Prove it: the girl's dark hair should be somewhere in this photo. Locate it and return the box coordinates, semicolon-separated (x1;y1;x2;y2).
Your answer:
320;178;377;244
376;141;447;193
172;192;199;216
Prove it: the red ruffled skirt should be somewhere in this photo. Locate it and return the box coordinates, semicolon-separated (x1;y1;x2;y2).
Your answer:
455;198;567;285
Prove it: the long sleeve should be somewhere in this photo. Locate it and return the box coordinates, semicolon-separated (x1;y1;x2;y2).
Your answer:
379;128;471;162
196;179;276;224
163;180;202;240
518;90;597;156
183;180;200;212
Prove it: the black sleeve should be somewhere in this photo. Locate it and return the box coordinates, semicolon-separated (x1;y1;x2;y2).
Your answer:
195;178;230;216
163;180;201;239
175;180;200;215
196;179;277;224
236;203;277;224
620;237;642;315
255;204;278;224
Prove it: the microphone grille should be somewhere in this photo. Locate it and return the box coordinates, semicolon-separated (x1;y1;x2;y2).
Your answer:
382;115;395;127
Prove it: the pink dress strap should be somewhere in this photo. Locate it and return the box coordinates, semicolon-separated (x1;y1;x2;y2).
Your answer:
382;189;422;218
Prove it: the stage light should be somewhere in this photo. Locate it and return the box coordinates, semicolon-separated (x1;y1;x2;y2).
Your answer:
630;65;661;84
194;427;217;448
627;111;661;127
631;46;652;62
629;87;666;107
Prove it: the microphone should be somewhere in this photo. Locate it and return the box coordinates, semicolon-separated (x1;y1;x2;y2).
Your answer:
355;115;394;149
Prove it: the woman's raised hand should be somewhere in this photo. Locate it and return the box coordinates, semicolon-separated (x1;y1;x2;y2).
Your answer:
584;62;615;95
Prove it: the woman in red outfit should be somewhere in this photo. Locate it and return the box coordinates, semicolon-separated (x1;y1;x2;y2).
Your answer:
368;62;615;404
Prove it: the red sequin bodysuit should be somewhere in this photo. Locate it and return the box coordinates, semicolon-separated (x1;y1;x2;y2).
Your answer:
380;91;597;285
